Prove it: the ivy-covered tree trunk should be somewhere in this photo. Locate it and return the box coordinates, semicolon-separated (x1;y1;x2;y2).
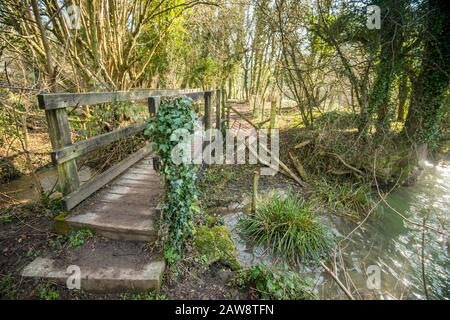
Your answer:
404;0;450;146
397;73;409;122
368;0;407;135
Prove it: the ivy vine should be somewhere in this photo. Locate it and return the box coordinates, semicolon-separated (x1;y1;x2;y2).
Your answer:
144;97;199;262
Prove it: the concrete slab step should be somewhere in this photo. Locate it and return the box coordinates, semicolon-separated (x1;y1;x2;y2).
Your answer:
66;203;160;241
22;256;165;293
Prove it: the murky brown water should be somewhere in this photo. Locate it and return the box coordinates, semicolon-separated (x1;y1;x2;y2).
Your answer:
0;166;92;206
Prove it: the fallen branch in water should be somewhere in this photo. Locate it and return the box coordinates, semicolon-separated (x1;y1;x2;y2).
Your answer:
320;261;355;300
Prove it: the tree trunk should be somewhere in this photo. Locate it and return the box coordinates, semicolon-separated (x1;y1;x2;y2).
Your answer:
397;74;408;122
404;0;450;143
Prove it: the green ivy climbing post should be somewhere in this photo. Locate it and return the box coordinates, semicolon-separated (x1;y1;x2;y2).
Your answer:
145;96;199;262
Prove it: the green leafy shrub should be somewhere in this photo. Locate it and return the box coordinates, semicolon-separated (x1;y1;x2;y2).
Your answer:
145;97;199;260
35;284;59;300
233;265;315;300
67;229;93;247
238;192;333;264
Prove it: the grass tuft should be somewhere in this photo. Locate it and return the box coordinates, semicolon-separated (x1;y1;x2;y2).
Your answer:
238;192;334;264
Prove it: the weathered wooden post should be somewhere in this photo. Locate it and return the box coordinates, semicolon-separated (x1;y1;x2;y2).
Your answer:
204;91;212;130
148;96;161;116
221;87;226;130
39;101;80;196
252;170;260;213
148;96;161;171
223;89;230;129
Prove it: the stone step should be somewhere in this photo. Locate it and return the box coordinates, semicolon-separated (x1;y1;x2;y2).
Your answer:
22;255;165;293
66;203;160;241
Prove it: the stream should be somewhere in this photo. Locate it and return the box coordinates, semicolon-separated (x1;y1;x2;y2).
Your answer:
0;166;92;207
224;156;449;300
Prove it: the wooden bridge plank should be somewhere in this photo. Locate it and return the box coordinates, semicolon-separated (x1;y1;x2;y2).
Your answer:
51;123;147;164
62;143;153;210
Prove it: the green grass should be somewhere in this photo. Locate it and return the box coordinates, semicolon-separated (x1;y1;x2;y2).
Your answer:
0;273;19;299
233;265;315;300
238;192;334;264
310;178;374;220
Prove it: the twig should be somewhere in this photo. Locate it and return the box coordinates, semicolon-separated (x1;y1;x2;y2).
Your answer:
320;261;355;300
327;152;364;177
288;152;308;180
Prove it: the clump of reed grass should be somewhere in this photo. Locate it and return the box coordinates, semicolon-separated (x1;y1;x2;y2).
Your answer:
238;192;334;264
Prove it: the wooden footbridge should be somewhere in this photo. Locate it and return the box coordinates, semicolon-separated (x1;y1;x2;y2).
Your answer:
22;89;226;292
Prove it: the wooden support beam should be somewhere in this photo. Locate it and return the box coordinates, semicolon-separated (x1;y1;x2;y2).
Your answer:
45;108;80;195
215;89;221;129
62;144;153;210
38;89;201;110
51;123;147;164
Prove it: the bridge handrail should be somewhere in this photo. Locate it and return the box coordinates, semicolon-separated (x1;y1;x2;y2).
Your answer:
39;88;223;210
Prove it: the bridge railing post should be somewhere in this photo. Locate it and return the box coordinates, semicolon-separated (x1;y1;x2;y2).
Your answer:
148;96;161;116
44;108;80;195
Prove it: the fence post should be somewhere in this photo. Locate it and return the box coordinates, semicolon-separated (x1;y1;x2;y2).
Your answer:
224;89;230;128
221;87;226;130
148;96;161;116
204;91;212;130
44;107;80;195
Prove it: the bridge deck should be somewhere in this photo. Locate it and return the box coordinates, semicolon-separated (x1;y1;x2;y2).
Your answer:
65;155;164;241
